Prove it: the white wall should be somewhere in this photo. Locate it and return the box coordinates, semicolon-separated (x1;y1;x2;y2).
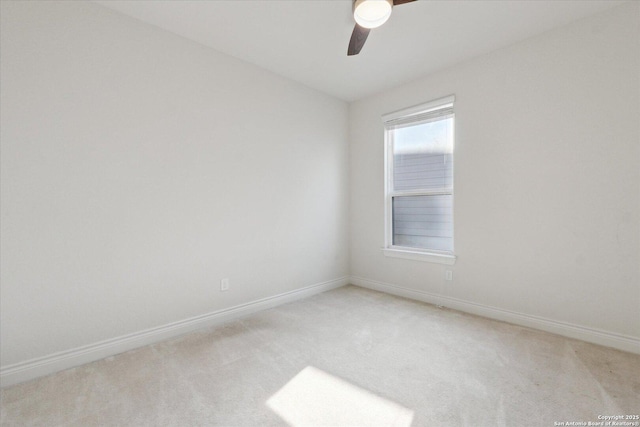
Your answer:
0;1;349;367
350;2;639;343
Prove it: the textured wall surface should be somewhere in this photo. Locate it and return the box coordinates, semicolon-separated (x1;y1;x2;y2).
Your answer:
0;1;349;366
349;2;639;339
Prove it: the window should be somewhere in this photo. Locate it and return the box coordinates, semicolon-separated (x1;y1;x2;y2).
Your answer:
382;96;456;264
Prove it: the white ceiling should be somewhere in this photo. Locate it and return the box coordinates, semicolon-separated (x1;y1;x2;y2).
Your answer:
94;0;625;102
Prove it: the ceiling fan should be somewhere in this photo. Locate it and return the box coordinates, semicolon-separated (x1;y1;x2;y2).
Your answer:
348;0;417;56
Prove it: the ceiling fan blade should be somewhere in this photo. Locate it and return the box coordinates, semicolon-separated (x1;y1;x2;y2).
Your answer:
347;24;370;56
393;0;416;5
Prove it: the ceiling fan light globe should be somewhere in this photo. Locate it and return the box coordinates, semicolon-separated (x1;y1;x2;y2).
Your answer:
353;0;393;29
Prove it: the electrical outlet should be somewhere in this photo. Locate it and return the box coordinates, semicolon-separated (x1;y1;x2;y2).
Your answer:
445;270;453;281
220;278;229;291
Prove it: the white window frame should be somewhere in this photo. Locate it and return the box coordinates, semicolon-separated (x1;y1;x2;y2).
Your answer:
382;95;457;265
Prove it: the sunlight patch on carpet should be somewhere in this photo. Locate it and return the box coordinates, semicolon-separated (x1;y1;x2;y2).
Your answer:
266;366;414;427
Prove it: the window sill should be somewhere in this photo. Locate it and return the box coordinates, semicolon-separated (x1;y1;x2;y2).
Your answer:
382;248;457;265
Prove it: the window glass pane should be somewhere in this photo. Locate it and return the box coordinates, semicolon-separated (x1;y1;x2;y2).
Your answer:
392;117;453;191
392;195;453;252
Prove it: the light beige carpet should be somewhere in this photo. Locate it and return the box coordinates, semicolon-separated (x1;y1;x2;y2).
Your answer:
1;285;639;426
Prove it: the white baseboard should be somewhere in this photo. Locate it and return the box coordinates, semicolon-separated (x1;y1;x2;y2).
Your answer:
350;275;640;355
0;276;349;388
